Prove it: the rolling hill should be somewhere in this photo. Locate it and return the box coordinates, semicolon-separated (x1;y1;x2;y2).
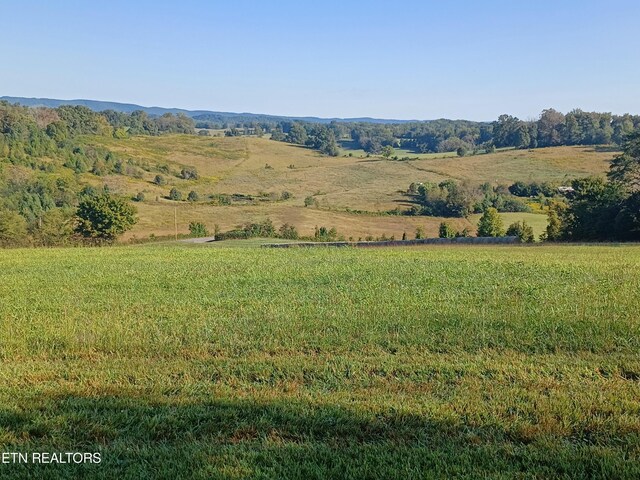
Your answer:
72;135;614;240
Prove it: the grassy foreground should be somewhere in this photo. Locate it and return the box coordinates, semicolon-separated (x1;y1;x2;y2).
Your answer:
0;244;639;479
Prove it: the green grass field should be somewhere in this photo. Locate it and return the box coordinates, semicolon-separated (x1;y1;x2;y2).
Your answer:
1;243;639;479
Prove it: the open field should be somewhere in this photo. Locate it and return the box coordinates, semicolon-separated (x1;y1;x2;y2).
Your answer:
0;243;639;478
80;135;616;240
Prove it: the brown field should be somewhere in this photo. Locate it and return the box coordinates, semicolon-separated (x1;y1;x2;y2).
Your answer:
81;135;616;240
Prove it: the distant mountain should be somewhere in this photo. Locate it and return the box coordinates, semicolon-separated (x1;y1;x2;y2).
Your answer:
0;96;417;124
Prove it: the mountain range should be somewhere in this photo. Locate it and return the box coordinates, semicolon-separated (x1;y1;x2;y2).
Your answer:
0;96;416;124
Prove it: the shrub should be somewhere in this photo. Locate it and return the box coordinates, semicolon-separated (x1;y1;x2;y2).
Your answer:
180;167;199;180
169;188;182;201
439;222;456;238
188;221;208;237
314;226;338;242
134;192;145;202
506;220;535;243
187;191;199;202
279;223;299;239
154;175;166;186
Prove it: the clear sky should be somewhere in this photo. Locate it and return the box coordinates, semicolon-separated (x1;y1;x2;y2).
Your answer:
2;0;639;120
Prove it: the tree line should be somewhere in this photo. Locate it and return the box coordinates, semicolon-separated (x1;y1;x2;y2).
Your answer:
542;132;640;241
252;108;640;156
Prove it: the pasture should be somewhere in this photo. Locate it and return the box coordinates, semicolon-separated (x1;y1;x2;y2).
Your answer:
0;243;638;478
79;135;614;240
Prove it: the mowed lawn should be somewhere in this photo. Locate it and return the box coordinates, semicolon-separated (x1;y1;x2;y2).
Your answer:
0;244;639;479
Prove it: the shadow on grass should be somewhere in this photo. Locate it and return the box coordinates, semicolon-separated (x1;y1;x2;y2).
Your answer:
0;395;637;479
589;145;621;153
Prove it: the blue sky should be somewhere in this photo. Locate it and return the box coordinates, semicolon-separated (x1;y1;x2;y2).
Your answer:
2;0;639;120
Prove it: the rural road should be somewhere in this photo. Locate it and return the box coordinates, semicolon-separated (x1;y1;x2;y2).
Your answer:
181;236;217;244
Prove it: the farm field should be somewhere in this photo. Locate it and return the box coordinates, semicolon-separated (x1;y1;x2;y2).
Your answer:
79;135;615;240
0;243;639;479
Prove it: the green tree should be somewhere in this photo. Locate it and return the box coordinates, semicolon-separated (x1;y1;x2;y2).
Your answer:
415;226;425;239
0;209;29;247
381;145;394;158
477;207;504;237
287;123;308;145
543;201;567;241
33;208;74;246
506;220;535;243
438;222;456;238
609;131;640;192
75;193;137;242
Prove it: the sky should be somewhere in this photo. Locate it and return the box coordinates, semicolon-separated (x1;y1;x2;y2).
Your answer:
1;0;639;121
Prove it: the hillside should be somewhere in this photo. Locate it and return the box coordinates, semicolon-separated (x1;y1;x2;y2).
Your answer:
75;135;614;240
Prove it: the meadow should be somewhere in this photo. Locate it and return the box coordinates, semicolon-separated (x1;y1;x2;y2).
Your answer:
79;135;615;240
0;243;639;479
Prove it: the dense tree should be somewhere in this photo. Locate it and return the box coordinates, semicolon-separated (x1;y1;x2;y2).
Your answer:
477;208;504;237
74;193;137;242
287;123;308;145
542;201;567;241
608;131;640;191
537;109;565;147
506;220;535;243
0;208;28;246
438;222;456;238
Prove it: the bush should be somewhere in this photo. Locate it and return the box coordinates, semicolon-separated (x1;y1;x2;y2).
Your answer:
188;221;208;237
506;220;535;243
279;223;299;239
187;191;199;202
304;196;315;207
242;218;276;238
154;175;166;186
456;227;472;238
314;226;338;242
169;188;182;201
180;167;199;180
134;192;145;202
439;222;456;238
